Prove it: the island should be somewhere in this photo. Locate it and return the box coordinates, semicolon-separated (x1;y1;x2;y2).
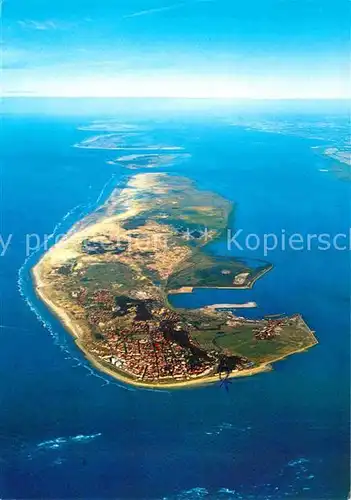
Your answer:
324;147;351;166
312;146;351;181
33;173;318;388
78;121;149;133
74;133;184;151
107;153;191;170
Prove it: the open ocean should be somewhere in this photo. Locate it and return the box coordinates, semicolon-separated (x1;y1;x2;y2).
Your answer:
0;100;349;499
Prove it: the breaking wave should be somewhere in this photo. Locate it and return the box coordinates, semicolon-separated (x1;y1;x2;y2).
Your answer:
163;488;242;499
16;177;137;392
163;456;316;499
205;422;252;436
37;432;102;450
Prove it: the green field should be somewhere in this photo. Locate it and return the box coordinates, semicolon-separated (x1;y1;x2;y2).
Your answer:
166;252;269;291
191;316;316;364
80;262;140;293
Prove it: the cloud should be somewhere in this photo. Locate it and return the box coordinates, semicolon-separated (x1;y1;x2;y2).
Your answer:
17;19;78;30
123;2;187;18
123;0;215;19
18;20;59;30
3;90;37;95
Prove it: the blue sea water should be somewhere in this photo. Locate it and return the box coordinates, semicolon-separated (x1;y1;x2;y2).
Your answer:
0;102;350;499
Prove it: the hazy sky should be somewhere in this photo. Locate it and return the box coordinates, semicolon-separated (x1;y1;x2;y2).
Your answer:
2;0;349;98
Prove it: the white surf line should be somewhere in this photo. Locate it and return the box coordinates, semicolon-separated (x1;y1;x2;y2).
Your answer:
18;202;84;295
16;201;137;392
95;173;116;205
17;178;170;394
17;202;85;350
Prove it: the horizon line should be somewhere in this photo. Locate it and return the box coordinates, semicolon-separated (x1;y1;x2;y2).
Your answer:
2;95;350;101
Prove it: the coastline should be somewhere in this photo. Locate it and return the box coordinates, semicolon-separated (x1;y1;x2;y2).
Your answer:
32;264;83;341
31;260;318;390
74;144;184;152
167;264;274;296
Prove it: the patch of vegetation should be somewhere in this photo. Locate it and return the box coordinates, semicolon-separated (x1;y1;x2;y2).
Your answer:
56;259;77;276
166;253;260;290
192;318;315;364
79;262;138;293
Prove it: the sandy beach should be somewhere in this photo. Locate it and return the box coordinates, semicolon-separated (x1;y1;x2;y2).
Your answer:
32;264;85;341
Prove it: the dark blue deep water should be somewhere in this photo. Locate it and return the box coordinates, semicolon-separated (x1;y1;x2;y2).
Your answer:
0;104;349;499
